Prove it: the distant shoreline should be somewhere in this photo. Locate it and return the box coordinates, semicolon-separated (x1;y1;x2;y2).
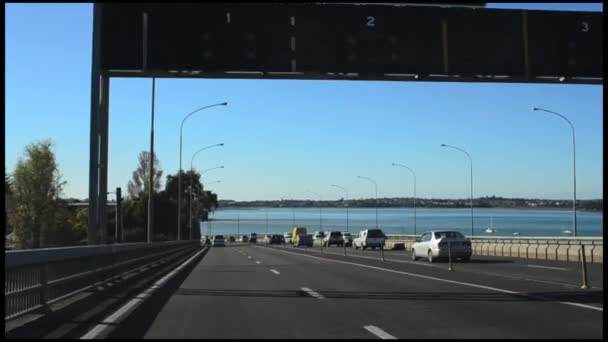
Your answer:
214;207;601;212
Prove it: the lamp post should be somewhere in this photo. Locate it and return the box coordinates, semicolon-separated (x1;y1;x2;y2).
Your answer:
190;165;224;240
532;107;577;237
331;184;349;232
178;102;228;241
188;144;224;240
282;196;296;227
357;176;378;229
440;144;474;237
392;163;417;236
203;179;221;236
306;190;322;231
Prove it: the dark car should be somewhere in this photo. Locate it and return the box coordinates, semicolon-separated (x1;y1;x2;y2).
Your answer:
323;231;344;247
228;236;236;243
201;235;211;245
269;234;284;245
249;233;257;243
341;232;353;247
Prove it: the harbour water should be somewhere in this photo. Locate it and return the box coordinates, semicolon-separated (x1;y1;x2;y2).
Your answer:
201;207;603;237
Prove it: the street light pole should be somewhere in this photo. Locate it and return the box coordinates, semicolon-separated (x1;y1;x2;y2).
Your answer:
178;102;228;241
282;197;296;227
203;180;221;238
188;164;224;240
357;176;378;229
440;144;474;237
189;145;224;240
392;163;417;236
532;107;577;237
331;184;349;232
306;190;322;231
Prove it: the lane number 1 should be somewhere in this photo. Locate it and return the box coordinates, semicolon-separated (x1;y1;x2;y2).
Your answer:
227;12;231;24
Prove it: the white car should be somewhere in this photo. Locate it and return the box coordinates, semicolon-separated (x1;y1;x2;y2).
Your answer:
212;235;225;247
283;232;292;244
312;231;326;246
353;229;385;250
411;230;472;263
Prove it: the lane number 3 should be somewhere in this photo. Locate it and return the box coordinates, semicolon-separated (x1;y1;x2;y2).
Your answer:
581;21;589;32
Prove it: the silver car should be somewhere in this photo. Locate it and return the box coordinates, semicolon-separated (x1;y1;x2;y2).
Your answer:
212;235;225;247
411;231;472;263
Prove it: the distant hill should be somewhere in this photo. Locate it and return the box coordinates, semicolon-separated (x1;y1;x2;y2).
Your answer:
217;196;602;211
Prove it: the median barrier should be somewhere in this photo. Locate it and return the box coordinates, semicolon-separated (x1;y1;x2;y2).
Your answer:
385;235;602;263
516;243;528;259
591;241;602;263
548;240;561;261
501;240;510;257
556;240;570;261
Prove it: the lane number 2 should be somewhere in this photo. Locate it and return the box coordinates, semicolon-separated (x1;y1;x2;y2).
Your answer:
366;16;375;27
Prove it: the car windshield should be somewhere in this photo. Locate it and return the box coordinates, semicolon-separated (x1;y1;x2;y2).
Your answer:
435;232;465;239
330;232;341;237
215;235;224;239
367;230;384;238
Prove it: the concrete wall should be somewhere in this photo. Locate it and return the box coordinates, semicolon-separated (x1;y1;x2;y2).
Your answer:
384;235;602;263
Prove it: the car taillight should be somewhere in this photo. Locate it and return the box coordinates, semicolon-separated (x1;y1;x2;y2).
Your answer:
438;242;446;248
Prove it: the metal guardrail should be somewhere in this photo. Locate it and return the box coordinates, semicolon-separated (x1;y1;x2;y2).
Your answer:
5;241;198;321
386;234;603;241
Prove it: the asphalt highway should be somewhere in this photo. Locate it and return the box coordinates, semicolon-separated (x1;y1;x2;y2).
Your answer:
102;243;603;339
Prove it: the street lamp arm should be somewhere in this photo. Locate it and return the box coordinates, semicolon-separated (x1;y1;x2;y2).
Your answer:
441;144;471;163
190;144;224;171
533;107;575;132
180;102;228;134
331;184;349;200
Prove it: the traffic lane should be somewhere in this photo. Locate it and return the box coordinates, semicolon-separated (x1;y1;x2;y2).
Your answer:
305;244;604;289
128;245;375;339
252;245;603;339
259;244;603;308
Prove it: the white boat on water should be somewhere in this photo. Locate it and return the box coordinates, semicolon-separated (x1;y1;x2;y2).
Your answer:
485;216;497;234
512;232;520;236
562;229;573;235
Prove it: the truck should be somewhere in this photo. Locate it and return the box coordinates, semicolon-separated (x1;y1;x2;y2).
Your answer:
291;226;307;243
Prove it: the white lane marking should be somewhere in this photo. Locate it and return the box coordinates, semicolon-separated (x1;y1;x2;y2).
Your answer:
255;261;261;264
263;246;603;312
270;269;280;275
527;264;568;271
302;247;436;268
81;247;208;339
248;256;252;259
300;287;325;299
364;325;397;339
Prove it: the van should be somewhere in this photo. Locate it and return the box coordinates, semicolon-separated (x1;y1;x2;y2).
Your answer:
353;229;386;250
291;227;307;242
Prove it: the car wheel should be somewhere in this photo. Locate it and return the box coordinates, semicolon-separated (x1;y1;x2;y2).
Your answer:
411;249;417;261
428;250;434;263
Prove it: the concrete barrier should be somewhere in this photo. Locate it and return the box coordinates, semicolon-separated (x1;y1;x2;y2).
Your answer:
556;240;570;261
385;235;602;263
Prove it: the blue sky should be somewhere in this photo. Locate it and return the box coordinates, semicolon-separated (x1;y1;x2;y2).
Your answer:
5;3;603;201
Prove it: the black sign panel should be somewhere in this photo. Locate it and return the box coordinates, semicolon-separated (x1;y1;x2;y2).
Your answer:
99;3;602;83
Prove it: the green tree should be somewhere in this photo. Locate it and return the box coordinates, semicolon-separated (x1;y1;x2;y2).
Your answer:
9;140;66;249
127;151;163;199
5;168;14;236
